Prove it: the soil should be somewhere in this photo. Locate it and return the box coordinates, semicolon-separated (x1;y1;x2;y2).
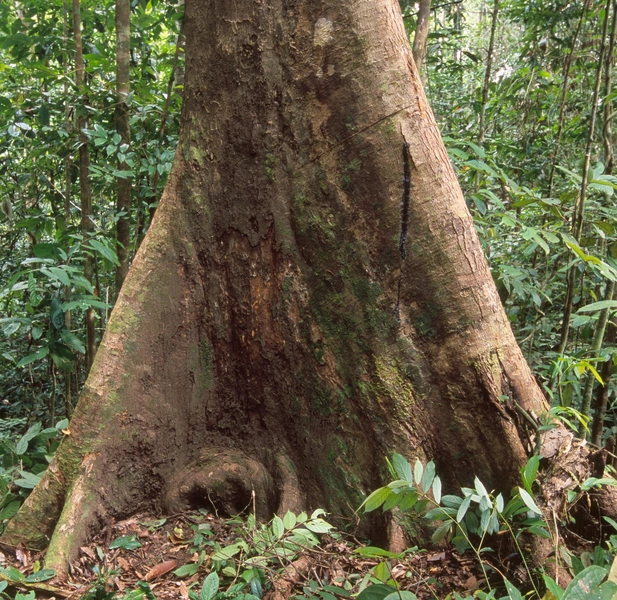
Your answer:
0;511;487;599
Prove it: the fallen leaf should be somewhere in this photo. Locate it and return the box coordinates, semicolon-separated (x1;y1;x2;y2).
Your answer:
179;580;189;599
80;546;96;559
144;560;178;581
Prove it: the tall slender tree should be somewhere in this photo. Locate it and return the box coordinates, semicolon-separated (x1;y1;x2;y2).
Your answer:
115;0;131;293
72;0;96;373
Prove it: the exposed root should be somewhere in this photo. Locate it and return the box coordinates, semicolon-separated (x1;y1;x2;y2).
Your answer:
162;447;276;519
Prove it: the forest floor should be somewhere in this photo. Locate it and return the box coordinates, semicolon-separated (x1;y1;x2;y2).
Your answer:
0;510;487;599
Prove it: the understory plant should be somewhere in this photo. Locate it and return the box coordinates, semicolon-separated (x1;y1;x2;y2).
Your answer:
360;453;617;600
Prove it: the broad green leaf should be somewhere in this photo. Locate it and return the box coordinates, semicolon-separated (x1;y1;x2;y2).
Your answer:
392;453;413;482
432;476;442;504
15;422;42;455
457;495;472;523
212;544;242;560
561;566;607;600
60;330;86;354
173;563;200;577
283;510;296;530
363;486;392;512
272;515;284;539
518;488;542;515
87;239;120;266
17;346;49;367
383;593;417;600
413;458;423;485
543;574;564;599
421;460;435;493
14;471;42;489
356;585;399;600
200;572;219;600
25;569;56;583
608;555;617;584
503;577;523;600
354;547;401;558
0;501;21;520
109;535;142;550
474;477;489;501
431;520;452;544
50;296;65;330
578;301;617;313
522;455;540;495
305;518;333;533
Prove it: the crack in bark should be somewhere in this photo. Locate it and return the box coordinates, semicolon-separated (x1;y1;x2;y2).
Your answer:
395;141;412;323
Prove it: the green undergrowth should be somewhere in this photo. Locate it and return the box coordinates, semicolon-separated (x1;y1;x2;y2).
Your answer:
0;417;67;534
3;454;617;599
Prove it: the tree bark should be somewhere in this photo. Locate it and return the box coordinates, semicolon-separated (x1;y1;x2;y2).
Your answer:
3;0;590;575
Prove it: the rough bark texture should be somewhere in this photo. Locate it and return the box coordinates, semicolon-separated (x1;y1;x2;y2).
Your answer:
4;0;554;573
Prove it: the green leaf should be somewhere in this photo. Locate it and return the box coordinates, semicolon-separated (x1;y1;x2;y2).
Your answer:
543;574;564;599
503;577;523;600
15;422;42;455
456;495;472;523
383;593;417;600
0;501;21;520
522;455;540;495
87;239;120;266
432;476;442;504
562;566;608;600
173;563;200;577
272;515;284;539
109;535;142;550
363;486;392;512
25;569;56;583
421;460;435;493
431;520;452;544
474;477;490;501
577;301;617;313
200;572;219;600
413;458;423;485
354;547;401;559
14;471;42;489
60;330;86;354
356;585;400;600
304;518;333;533
50;296;65;330
212;544;242;560
518;487;542;515
283;510;297;530
1;566;26;583
392;453;413;482
17;346;49;367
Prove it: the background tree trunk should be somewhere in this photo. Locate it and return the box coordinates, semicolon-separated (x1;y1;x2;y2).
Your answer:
412;0;431;75
3;0;551;574
73;0;96;373
114;0;131;293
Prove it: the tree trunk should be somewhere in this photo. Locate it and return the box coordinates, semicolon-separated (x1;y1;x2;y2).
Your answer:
114;0;131;293
2;0;586;575
73;0;96;373
412;0;431;75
